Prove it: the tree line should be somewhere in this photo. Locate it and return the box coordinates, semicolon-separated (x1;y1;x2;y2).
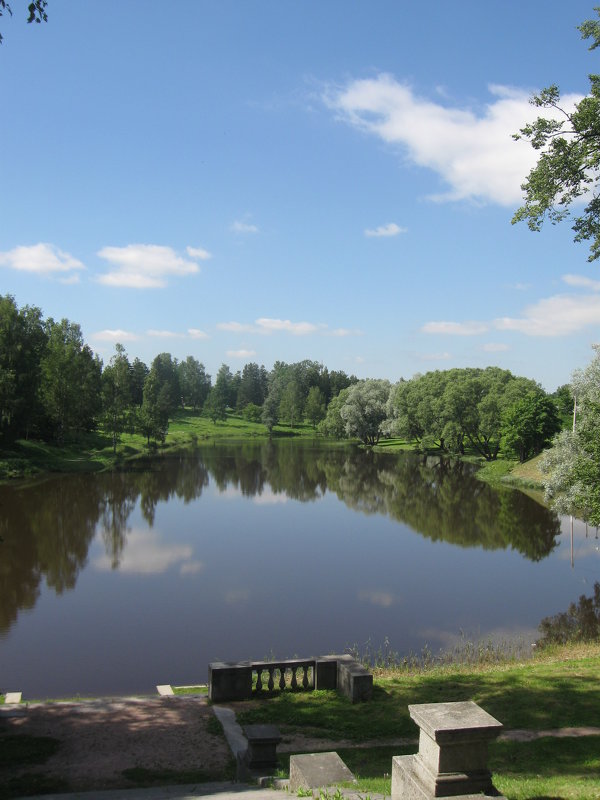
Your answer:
0;294;568;460
0;295;359;450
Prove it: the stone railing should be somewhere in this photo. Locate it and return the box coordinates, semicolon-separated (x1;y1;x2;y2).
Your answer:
253;659;313;693
208;653;372;703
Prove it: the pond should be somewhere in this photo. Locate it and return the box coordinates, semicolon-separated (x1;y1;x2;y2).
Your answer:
0;441;597;698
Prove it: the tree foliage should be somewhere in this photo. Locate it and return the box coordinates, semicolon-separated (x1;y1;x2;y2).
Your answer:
512;7;600;261
501;392;561;463
340;379;391;445
0;1;47;44
542;345;600;523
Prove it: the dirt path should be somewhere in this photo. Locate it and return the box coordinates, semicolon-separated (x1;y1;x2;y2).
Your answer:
0;696;231;792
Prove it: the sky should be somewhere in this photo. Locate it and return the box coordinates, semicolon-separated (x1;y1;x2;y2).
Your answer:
1;0;599;391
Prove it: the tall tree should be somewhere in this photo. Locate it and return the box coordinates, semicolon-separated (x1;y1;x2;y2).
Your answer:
101;343;132;454
512;8;600;261
130;357;149;408
501;392;561;463
542;345;600;523
305;385;327;429
40;318;102;444
178;356;210;410
340;379;391;445
0;295;46;441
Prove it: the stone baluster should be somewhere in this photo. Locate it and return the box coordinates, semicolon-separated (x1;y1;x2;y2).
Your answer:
268;667;275;691
279;666;286;690
291;666;298;689
255;668;263;693
302;664;309;689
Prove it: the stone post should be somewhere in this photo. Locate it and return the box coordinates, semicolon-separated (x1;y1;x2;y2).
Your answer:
392;701;505;800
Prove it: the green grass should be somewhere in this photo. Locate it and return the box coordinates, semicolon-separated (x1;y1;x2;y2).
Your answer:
236;645;600;798
0;410;328;481
491;736;600;800
172;684;209;696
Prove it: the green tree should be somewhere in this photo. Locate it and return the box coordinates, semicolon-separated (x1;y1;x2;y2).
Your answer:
512;7;600;261
319;387;351;438
178;356;210;410
0;295;46;441
214;363;237;409
340;379;391;445
304;385;326;428
138;369;170;446
542;345;600;523
237;362;267;408
203;386;227;424
501;392;561;463
130;357;149;407
278;379;303;427
101;343;132;454
40;318;102;444
242;402;262;423
149;353;180;413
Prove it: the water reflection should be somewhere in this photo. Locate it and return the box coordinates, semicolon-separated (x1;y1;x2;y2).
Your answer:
0;442;561;636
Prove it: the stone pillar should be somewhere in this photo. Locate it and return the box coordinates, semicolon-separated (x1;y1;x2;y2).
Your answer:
392;701;505;800
208;661;252;702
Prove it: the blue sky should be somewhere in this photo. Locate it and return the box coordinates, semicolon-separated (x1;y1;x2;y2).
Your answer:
1;0;599;390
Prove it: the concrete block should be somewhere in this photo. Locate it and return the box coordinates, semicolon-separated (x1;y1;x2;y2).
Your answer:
392;701;505;800
336;656;373;703
156;685;173;696
315;656;338;690
208;661;252;702
392;754;505;800
243;724;282;768
4;693;22;705
290;752;355;792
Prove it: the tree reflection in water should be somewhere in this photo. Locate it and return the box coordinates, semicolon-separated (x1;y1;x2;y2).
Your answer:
0;442;561;635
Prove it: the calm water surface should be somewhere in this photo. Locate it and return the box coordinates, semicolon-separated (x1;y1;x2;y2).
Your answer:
1;441;598;697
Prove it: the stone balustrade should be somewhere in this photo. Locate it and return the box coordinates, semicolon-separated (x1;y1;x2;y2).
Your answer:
208;653;372;703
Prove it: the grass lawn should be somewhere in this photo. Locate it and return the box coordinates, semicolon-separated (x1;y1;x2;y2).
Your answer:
237;643;600;799
0;410;327;481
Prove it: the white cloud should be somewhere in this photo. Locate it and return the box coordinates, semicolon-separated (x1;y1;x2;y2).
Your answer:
227;349;257;358
482;342;510;352
0;243;85;276
146;329;184;338
495;293;600;336
186;246;212;260
422;320;489;335
188;328;209;339
231;220;259;234
364;222;407;237
329;327;362;337
256;317;326;335
93;529;193;574
218;318;328;336
358;589;396;608
97;244;201;288
92;329;140;342
180;560;204;575
326;74;582;205
420;351;452;361
253;489;288;505
217;321;256;333
563;273;600;291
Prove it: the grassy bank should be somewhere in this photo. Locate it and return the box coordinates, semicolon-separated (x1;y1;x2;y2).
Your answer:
235;643;600;799
0;410;323;481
